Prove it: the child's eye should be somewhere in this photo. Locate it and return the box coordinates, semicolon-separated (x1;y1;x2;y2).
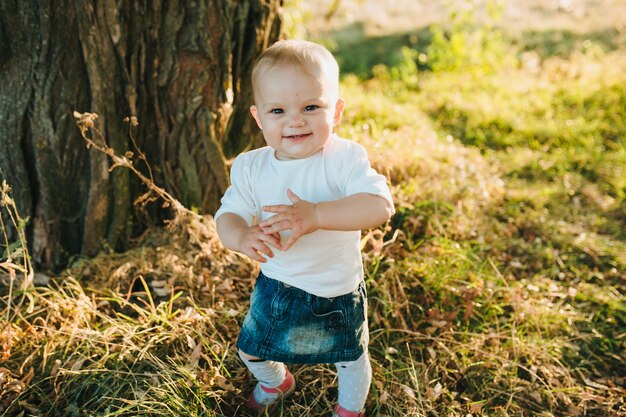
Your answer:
304;105;319;112
270;108;284;114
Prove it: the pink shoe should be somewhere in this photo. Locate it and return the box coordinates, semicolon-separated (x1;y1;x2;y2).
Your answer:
243;369;296;411
333;403;366;417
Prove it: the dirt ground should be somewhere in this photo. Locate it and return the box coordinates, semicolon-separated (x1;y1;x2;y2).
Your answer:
300;0;626;37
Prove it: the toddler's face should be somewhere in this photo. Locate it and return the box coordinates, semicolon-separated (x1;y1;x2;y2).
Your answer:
250;65;344;160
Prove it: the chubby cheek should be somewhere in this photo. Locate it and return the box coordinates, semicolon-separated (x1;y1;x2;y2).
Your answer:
317;119;334;135
262;128;282;148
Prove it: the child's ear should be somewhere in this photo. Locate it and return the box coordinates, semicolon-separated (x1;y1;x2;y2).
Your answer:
333;98;345;125
250;105;263;129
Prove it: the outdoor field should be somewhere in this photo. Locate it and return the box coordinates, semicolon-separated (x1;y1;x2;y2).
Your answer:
1;1;625;416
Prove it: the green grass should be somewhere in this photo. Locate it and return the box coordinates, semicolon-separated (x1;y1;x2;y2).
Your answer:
332;21;625;415
2;11;626;417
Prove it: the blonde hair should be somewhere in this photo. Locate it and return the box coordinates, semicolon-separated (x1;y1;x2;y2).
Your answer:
251;40;340;99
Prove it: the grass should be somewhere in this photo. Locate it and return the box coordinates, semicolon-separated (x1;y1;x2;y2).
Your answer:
2;8;626;417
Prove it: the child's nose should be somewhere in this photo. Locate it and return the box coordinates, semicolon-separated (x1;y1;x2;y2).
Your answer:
287;113;305;127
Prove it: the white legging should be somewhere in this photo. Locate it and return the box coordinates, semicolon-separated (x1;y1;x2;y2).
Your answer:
239;350;371;412
335;351;372;412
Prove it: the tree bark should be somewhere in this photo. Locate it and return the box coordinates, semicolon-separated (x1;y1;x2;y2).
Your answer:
0;0;282;270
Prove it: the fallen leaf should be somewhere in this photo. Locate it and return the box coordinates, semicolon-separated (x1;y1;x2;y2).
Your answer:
427;347;437;360
187;343;202;369
402;384;416;399
426;382;442;400
214;374;236;392
469;401;484;413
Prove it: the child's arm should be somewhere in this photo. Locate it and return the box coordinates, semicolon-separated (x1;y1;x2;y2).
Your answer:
260;189;393;250
216;212;282;263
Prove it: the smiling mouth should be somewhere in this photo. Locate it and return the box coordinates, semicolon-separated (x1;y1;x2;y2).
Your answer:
284;133;311;140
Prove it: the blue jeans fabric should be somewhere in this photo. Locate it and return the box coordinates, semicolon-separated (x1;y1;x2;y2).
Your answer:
238;272;369;364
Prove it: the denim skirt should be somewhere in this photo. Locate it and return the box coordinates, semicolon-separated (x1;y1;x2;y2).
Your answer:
237;272;369;364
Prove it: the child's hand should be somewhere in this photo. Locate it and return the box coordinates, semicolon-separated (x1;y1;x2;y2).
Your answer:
260;189;319;250
237;224;282;263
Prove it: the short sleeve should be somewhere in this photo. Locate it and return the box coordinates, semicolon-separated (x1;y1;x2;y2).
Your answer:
214;154;257;225
338;142;395;212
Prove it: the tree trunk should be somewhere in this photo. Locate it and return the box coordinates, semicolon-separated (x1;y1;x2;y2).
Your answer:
0;0;282;270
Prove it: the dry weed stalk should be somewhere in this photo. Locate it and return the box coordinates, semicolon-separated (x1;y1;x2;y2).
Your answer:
71;111;253;293
0;180;34;373
0;182;33;292
73;111;188;216
72;111;214;243
1;180;34;319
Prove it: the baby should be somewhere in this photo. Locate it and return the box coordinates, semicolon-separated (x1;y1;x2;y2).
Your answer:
215;39;394;417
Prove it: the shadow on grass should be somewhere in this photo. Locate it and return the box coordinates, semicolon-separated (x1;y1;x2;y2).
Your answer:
518;27;623;57
320;22;433;78
321;23;623;78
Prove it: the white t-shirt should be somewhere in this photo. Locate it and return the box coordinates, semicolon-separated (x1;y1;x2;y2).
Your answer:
214;135;394;298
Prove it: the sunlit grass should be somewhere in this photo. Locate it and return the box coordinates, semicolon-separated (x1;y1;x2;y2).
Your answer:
335;29;625;415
